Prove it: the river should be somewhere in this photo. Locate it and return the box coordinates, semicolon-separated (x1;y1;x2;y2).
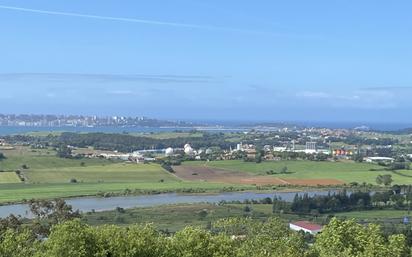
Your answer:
0;190;339;218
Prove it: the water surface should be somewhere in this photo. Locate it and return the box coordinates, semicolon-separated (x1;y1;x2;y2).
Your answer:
0;190;338;218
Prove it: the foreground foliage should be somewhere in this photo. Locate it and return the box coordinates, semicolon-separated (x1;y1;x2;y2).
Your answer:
0;217;410;257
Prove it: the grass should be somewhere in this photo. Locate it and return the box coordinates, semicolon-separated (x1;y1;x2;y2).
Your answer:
0;147;258;203
83;203;412;232
83;203;271;231
335;209;412;220
0;146;112;171
3;146;410;203
0;181;253;203
183;160;412;184
0;172;21;183
24;163;177;183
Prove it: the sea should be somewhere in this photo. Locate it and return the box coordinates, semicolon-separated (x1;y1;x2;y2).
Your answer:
0;121;411;136
0;126;194;136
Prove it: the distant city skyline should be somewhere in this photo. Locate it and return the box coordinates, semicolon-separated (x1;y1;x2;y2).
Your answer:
1;1;412;122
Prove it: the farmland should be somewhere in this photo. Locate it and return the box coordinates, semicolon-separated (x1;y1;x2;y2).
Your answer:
0;181;249;203
173;165;343;186
0;146;113;171
0;146;254;203
1;145;411;203
182;160;412;184
24;163;177;184
0;172;21;183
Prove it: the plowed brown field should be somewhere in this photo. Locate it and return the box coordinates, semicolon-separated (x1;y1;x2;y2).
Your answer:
173;166;344;186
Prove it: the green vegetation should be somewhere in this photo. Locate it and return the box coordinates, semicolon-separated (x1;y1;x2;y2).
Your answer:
0;146;261;203
0;172;20;183
335;209;411;220
0;146;112;171
56;132;233;152
24;163;177;183
1;146;411;203
185;160;412;184
84;203;256;231
139;131;203;139
0;217;409;257
0;181;252;203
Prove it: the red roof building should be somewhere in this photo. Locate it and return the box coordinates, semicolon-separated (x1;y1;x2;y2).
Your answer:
289;221;323;234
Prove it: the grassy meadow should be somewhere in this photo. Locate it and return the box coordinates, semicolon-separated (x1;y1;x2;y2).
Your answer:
83;203;294;231
24;163;177;184
0;172;21;183
83;202;412;232
0;181;249;203
335;209;411;220
0;146;113;171
183;160;412;184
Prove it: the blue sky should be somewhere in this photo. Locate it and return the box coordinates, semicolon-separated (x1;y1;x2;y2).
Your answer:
0;0;411;123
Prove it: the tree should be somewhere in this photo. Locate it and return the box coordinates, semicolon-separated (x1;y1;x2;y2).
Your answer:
93;224;166;257
170;226;235;257
376;174;393;186
43;220;98;257
313;218;408;257
28;199;80;235
0;228;39;257
255;151;263;163
0;214;23;234
213;217;306;257
56;145;72;158
280;166;288;174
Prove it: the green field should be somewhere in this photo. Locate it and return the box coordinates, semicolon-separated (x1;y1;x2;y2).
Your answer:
0;172;21;183
0;181;252;203
83;203;412;232
2;146;412;203
0;147;113;171
335;209;411;220
83;203;296;231
0;147;259;203
24;163;177;183
183;160;412;184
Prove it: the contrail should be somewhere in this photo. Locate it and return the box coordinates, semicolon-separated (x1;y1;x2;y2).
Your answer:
0;4;248;32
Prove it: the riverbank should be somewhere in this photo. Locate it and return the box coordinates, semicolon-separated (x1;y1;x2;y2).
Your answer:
0;179;370;206
83;202;412;233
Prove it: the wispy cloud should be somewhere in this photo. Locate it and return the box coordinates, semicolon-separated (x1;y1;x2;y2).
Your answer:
0;4;324;38
0;4;267;35
0;73;216;84
296;91;331;99
107;90;134;95
295;88;405;109
362;86;412;91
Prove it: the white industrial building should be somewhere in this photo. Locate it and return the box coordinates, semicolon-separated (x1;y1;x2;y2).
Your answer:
364;157;394;163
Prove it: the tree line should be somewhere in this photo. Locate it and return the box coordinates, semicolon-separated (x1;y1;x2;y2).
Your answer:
1;198;411;257
0;217;409;257
57;132;235;152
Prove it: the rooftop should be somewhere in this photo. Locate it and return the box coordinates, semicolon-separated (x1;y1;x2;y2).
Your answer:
290;221;323;231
